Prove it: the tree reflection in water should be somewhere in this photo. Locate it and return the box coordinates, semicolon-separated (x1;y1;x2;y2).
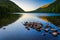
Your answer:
0;14;22;28
39;16;60;27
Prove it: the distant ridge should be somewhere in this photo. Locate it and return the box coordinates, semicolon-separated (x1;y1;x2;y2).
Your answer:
0;0;24;14
30;0;60;13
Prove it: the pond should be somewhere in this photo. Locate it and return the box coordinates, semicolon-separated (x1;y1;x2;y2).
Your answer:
0;13;60;40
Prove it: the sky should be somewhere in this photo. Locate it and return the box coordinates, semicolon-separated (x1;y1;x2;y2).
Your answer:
10;0;55;11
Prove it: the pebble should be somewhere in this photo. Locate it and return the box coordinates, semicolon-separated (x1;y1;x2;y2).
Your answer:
52;32;58;36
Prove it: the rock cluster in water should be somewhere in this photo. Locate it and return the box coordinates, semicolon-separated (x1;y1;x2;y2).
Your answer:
23;22;60;37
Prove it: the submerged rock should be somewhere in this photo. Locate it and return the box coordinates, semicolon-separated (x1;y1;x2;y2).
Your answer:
3;28;6;30
23;22;60;37
52;31;58;37
24;22;43;31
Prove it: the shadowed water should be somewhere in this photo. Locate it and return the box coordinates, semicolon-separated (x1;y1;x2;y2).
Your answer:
0;13;60;40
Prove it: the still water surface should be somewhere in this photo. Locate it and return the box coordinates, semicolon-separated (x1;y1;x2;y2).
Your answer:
0;13;60;40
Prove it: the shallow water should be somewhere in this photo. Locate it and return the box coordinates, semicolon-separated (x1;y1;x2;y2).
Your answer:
0;13;60;40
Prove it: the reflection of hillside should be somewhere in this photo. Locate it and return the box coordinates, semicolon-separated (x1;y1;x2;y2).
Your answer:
0;14;22;28
46;16;60;26
39;16;60;26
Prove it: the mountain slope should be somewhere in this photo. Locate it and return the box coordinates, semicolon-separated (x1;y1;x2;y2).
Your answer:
31;0;60;13
0;0;24;14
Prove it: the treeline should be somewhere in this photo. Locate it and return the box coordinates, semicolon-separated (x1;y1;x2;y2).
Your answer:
0;0;24;14
30;0;60;13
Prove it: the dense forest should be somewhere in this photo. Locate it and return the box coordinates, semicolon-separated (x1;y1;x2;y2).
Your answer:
0;0;24;14
30;0;60;13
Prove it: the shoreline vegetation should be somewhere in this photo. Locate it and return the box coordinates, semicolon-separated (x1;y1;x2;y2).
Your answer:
0;0;60;13
28;0;60;13
0;0;24;14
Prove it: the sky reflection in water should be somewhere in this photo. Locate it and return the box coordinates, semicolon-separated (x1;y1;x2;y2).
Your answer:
0;13;60;40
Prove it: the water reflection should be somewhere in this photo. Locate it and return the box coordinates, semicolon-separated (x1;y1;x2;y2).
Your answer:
15;13;60;16
20;14;59;29
0;14;22;28
39;16;60;27
0;13;60;40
